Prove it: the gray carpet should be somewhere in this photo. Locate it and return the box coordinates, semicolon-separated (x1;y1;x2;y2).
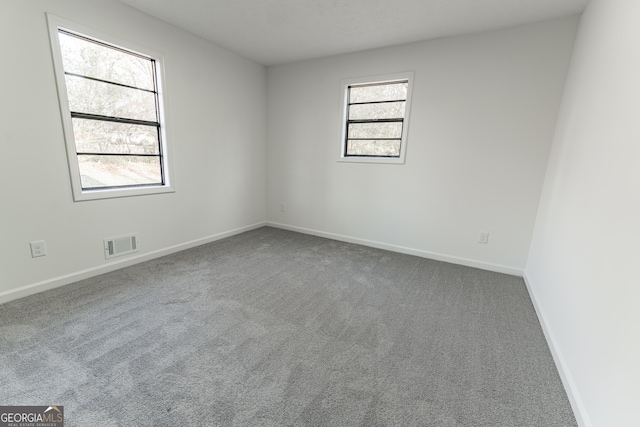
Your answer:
0;227;576;426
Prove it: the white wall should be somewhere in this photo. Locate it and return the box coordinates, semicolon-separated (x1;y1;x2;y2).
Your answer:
0;0;266;300
525;0;640;425
266;17;579;274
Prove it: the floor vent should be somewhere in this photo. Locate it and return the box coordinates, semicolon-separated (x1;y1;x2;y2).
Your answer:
104;233;139;259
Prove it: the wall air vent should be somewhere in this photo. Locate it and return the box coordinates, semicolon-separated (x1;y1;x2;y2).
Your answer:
104;233;139;259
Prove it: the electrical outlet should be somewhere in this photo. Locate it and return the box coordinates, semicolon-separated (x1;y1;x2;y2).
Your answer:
478;232;489;244
30;240;47;258
280;203;285;212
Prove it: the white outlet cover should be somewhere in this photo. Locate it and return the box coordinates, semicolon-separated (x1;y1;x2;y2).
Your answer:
30;240;47;257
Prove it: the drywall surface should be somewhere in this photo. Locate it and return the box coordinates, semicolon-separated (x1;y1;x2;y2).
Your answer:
525;0;640;425
0;0;267;296
266;17;579;272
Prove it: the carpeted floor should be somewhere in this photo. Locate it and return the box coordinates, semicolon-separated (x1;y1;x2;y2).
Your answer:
0;227;576;426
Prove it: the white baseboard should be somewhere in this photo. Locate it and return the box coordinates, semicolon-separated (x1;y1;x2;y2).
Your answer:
266;221;524;276
0;221;266;305
523;273;591;427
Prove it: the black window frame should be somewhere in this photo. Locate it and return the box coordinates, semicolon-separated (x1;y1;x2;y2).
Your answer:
59;30;165;191
344;79;409;159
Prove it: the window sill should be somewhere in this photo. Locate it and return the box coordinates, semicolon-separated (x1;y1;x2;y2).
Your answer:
73;185;175;202
337;156;406;165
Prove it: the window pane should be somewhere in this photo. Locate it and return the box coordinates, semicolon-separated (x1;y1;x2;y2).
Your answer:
59;31;155;91
349;82;407;103
349;101;406;120
65;75;157;121
78;155;162;188
72;119;159;155
346;140;401;157
348;122;403;139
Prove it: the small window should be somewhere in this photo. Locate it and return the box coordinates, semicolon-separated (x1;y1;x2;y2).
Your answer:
47;15;174;201
340;72;414;164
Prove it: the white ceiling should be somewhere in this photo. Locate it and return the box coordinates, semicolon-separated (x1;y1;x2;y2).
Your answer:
118;0;589;66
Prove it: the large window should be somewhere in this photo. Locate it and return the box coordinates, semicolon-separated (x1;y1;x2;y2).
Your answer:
47;15;173;201
340;72;414;164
